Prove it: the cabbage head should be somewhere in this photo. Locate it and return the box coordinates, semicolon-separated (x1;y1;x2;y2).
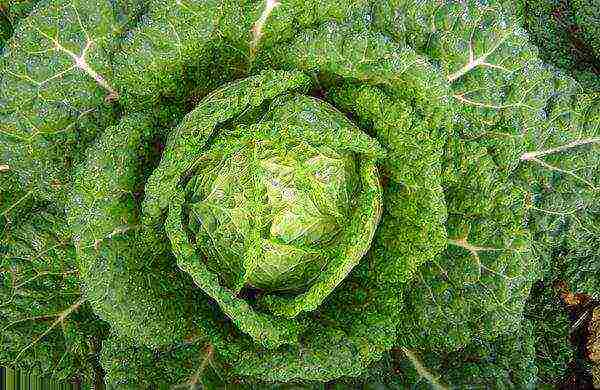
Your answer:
54;0;450;382
1;0;598;388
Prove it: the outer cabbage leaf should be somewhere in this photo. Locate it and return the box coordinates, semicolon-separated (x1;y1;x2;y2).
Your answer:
99;332;224;389
374;0;550;136
0;0;39;54
67;114;213;349
110;0;389;113
373;0;543;351
0;208;107;384
286;284;575;389
0;0;144;203
518;77;600;298
111;0;249;113
340;321;538;389
373;0;598;357
1;121;107;384
403;322;538;389
525;282;575;386
396;135;537;351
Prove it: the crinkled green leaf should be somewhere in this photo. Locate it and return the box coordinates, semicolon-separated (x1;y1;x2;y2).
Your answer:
329;83;448;285
0;0;39;54
0;208;107;383
100;332;225;389
67;114;212;348
525;282;575;386
372;0;542;352
5;0;599;387
521;0;600;90
389;321;538;389
0;0;144;203
518;76;600;297
396;135;538;351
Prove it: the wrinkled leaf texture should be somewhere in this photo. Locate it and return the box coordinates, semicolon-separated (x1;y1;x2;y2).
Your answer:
0;0;598;387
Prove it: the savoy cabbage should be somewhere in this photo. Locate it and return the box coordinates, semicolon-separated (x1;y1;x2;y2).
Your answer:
0;0;599;387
